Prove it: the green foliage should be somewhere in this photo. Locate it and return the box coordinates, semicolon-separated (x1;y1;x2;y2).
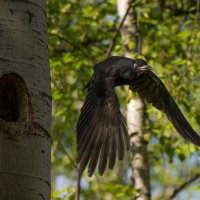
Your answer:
104;183;137;198
195;181;200;191
79;181;137;199
51;188;74;200
48;0;200;199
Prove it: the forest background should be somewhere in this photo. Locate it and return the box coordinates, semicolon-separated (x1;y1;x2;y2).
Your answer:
48;0;200;199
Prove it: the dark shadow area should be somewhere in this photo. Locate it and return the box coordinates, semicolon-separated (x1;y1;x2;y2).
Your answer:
0;73;29;123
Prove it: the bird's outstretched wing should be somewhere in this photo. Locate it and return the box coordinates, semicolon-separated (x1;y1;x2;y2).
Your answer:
130;71;200;146
77;78;130;176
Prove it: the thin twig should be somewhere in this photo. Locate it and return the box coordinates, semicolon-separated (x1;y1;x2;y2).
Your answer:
135;3;141;56
75;170;81;200
168;173;200;200
57;140;77;169
106;0;134;57
58;140;82;200
187;0;199;56
49;33;88;57
58;141;81;200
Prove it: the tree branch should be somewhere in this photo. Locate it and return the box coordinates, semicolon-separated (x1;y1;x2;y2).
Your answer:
168;173;200;200
57;141;81;200
57;140;77;169
106;0;134;57
49;33;88;57
75;170;81;200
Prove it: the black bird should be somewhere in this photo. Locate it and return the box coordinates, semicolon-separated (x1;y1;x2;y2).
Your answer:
76;56;200;177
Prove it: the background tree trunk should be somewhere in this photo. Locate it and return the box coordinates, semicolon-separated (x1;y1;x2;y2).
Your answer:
117;0;151;199
0;1;51;199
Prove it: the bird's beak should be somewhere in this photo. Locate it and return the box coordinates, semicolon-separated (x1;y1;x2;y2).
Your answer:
139;65;151;71
136;65;151;76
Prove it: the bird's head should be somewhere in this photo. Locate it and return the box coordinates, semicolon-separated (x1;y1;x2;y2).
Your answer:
133;59;151;76
116;58;150;81
134;59;150;70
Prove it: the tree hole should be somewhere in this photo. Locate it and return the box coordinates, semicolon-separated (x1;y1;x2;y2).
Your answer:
0;73;30;123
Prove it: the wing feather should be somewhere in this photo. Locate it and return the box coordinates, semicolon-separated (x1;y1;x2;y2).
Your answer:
77;78;130;176
130;71;200;146
87;101;107;176
98;127;110;175
116;116;125;160
108;124;117;170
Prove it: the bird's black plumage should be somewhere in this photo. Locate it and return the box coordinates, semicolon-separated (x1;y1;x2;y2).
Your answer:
76;56;200;176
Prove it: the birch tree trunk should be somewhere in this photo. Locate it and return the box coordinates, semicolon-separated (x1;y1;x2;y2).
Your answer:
0;1;51;199
117;1;151;199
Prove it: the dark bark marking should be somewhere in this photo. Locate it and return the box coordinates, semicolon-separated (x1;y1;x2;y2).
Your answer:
9;9;14;14
39;92;52;107
33;121;51;138
31;29;42;35
0;56;37;67
39;92;52;101
27;9;34;24
40;177;51;188
0;170;51;188
38;193;45;200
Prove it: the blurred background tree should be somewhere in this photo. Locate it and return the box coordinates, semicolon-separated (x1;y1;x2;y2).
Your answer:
48;0;200;199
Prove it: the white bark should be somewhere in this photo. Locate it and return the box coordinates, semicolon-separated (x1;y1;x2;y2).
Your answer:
0;1;51;199
127;98;150;200
117;0;151;199
117;0;136;58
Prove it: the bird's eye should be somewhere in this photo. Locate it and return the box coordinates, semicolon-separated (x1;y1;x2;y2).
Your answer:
133;63;138;69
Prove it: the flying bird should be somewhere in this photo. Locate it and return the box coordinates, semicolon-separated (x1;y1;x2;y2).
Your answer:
76;56;200;177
